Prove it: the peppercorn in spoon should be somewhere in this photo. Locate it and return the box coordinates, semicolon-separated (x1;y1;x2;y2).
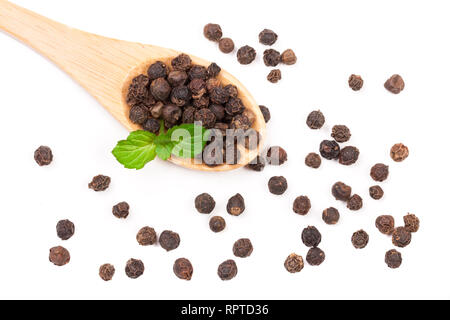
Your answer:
0;0;266;171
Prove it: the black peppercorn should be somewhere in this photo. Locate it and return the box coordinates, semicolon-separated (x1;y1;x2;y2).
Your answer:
302;226;321;247
219;38;235;53
194;108;216;129
403;214;420;233
136;226;157;246
88;175;111;192
306;110;325;129
384;74;405;94
167;70;188;87
150;78;171;101
331;182;352;201
227;193;245;216
218;260;238;280
204;23;223;42
376;215;395;235
320;140;340;160
209;104;225;121
392;227;412;248
209;216;226;233
170;85;191;106
246;155;266;172
34;146;53;166
225;97;244;115
162;104;182;125
126;75;150;106
331;125;351;143
159;230;181;251
230;114;251;131
322;207;340;225
284;253;304;273
188;65;208;80
224;84;238;98
182;106;195;124
210;87;230;105
233;238;253;258
259;105;271;123
370;163;389;182
112;201;130;219
369;185;384;200
125;258;144;279
348;74;364;91
293;196;311;215
305;152;322;169
129;105;149;124
268;176;288;195
339;146;360;165
193;96;210;109
147;61;168;80
259;29;278;45
56;219;75;240
171;54;192;71
99;264;115;281
263;49;281;67
143;118;160;134
207;62;221;78
306;247;325;266
189;79;206;99
266;146;288;165
49;246;70;266
385;249;402;269
173;258;193;281
237;45;256;65
206;78;221;92
347;194;363;211
351;230;369;249
267;69;282;83
195;193;216;214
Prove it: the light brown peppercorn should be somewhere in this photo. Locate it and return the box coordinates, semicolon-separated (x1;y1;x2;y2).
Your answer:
376;215;395;235
34;146;53;166
369;185;384;200
403;214;420;233
203;23;223;42
99;264;115;281
390;143;409;162
331;125;351;143
281;49;297;65
305;153;322;168
173;258;193;280
284;253;304;273
384;74;405;94
370;163;389;182
347;194;363;211
136;226;157;246
49;246;70;266
293;196;311;215
348;74;364;91
219;38;235;53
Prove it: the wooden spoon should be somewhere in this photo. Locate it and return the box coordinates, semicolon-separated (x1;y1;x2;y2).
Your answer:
0;0;266;171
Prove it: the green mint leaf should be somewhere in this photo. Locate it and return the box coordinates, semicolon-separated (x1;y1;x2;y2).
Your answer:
155;143;172;161
112;130;157;169
167;123;210;158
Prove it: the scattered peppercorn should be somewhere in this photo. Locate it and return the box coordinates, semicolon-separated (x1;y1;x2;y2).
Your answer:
284;253;304;273
209;216;226;233
266;146;288;165
219;37;235;53
147;61;168;80
136;226;157;246
302;226;322;248
339;146;360;165
173;258;193;280
331;125;351;143
305;152;322;169
390;143;409;162
268;176;288;195
49;246;70;266
281;49;297;65
246;155;266;172
384;74;405;94
203;23;222;42
267;69;282;83
226;193;246;216
233;238;253;258
369;185;384;200
320;140;340;160
263;49;281;67
376;215;395;235
88;175;111;192
385;249;402;269
351;230;369;249
125;258;145;279
306;110;325;129
159;230;181;251
332;182;352;201
259;105;271;123
348;74;364;91
194;193;216;214
370;163;389;182
99;264;115;281
34;146;53;166
347;194;363;211
322;207;340;225
218;260;238;280
237;45;256;65
56;219;75;241
306;247;325;266
112;201;130;219
293;196;311;215
392;227;412;248
403;214;420;233
259;29;278;45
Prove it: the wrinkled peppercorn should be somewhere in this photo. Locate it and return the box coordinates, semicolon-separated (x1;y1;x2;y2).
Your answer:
171;54;192;71
339;146;360;165
384;74;405;94
246;155;266;172
322;207;340;225
49;246;70;266
188;65;208;80
224;84;238;98
230;114;251;130
167;70;188;87
263;49;281;67
170;85;191;106
233;238;253;258
147;61;168;80
207;63;221;78
125;259;144;279
209;104;225;121
218;260;238;280
281;49;297;65
370;163;389;182
293;196;311;215
403;214;420;233
392;227;412;248
320;140;340;160
385;249;402;269
376;215;395;235
305;153;322;169
195;193;216;214
210;87;230;105
227;193;245;216
182;106;195;124
268;176;288;195
390;143;409;162
99;264;115;281
306;247;325;266
259;105;271;123
369;185;384;200
127;75;150;106
348;74;364;91
204;23;223;42
332;182;352;201
266;146;288;165
331;125;351;143
259;29;278;45
56;219;75;241
136;226;157;246
209;216;226;233
150;78;171;101
173;258;193;280
34;146;53;166
194;108;216;129
143;118;160;134
225;97;244;116
267;69;282;83
162;104;182;125
302;226;321;248
206;78;221;93
88;175;111;192
347;194;363;211
112;201;129;219
159;230;180;251
351;230;369;249
192;96;210;109
306;110;325;129
284;253;304;273
217;38;234;54
237;46;256;65
129;105;149;124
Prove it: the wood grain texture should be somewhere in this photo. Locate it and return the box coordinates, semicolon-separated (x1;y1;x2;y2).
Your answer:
0;0;266;171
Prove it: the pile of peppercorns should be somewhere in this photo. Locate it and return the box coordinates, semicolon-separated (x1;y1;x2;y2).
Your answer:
203;23;297;83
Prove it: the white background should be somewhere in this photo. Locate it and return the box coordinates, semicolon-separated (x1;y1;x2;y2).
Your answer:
0;0;449;300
